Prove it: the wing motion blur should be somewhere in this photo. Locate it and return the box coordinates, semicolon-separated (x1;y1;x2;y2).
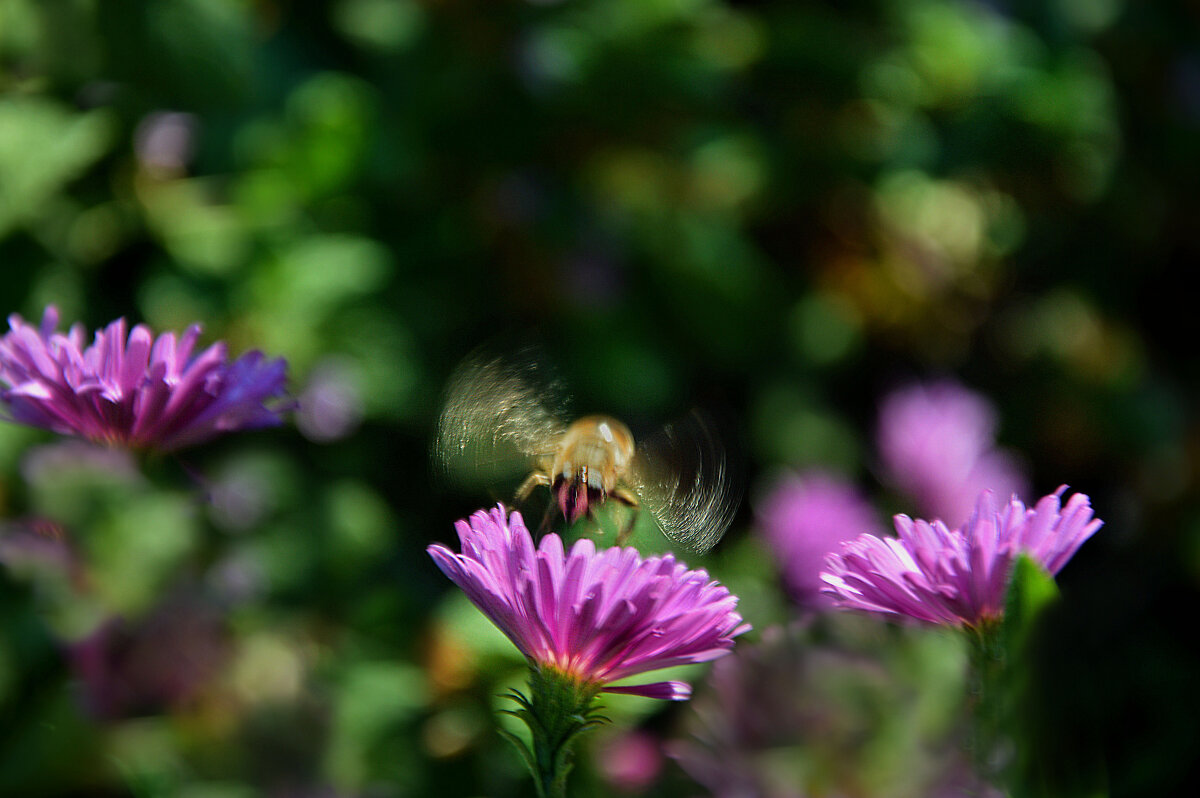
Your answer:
630;409;740;555
434;347;570;486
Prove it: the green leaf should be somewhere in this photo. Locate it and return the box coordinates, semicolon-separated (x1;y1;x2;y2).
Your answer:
1001;553;1060;656
497;728;539;792
967;554;1063;794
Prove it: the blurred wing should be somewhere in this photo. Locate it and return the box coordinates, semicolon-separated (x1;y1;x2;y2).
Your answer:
435;347;570;486
630;409;741;554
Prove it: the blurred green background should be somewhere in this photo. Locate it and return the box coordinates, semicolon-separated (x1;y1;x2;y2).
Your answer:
1;1;1198;796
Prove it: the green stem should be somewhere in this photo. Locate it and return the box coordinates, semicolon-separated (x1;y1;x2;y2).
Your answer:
965;619;1008;788
502;666;604;798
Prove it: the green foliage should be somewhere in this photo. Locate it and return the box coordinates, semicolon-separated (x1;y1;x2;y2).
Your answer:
0;97;114;236
1001;553;1061;661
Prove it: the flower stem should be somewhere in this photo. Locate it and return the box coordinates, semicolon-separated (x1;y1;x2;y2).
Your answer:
501;666;605;798
965;619;1009;787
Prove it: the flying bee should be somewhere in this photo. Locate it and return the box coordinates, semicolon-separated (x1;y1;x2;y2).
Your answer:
434;348;740;554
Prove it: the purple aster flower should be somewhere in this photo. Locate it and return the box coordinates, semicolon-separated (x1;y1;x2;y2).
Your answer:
877;380;1028;528
757;471;885;611
427;505;749;700
0;306;290;452
821;488;1102;627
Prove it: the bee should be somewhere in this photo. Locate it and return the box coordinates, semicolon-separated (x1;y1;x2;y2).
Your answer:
435;348;739;554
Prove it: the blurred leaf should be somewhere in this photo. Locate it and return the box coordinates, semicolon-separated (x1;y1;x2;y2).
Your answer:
333;0;425;54
250;520;318;596
325;480;393;579
140;179;251;275
323;308;420;420
1001;553;1060;656
900;0;1016;106
688;133;766;214
24;442;143;530
0;0;40;68
283;73;375;197
235;73;375;203
0;424;42;473
248;233;392;368
87;492;199;615
751;383;861;472
325;660;429;791
0;97;113;236
109;719;186;798
788;291;864;366
259;235;391;314
0;692;104;793
436;591;524;664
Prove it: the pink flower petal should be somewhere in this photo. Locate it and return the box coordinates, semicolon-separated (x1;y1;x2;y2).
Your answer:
427;505;748;700
822;489;1101;627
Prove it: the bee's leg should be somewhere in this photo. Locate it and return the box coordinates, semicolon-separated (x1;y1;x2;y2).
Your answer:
534;497;558;537
515;471;552;502
612;487;640;545
513;471;556;538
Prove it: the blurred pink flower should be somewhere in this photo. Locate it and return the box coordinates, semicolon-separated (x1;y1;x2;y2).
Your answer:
822;488;1102;627
134;111;197;175
757;471;885;610
670;622;1006;798
597;730;664;793
68;597;230;720
295;357;363;443
20;439;141;485
0;517;79;583
427;505;749;700
668;627;818;798
0;306;290;452
877;380;1028;528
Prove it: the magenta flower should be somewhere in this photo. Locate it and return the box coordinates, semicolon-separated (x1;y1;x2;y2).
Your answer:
757;471;884;610
821;488;1102;627
427;505;749;700
0;306;289;452
877;381;1028;528
597;730;664;792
